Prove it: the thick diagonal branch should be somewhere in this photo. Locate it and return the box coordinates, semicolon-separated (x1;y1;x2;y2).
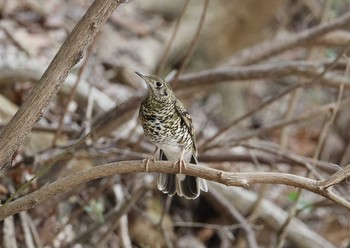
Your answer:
0;0;125;169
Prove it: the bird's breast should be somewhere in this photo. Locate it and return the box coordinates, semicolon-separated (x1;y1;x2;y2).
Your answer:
140;105;193;152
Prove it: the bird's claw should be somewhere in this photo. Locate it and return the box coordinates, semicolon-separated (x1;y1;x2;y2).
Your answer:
141;158;155;172
173;159;186;174
141;147;158;172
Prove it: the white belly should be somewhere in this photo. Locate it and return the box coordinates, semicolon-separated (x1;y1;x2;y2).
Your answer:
160;143;192;162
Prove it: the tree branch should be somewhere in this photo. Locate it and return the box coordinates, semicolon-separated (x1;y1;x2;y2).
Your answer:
0;0;125;169
226;10;350;66
0;160;349;220
319;164;350;189
177;60;350;90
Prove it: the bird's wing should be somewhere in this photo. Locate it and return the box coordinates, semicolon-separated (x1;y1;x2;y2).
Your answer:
174;99;197;155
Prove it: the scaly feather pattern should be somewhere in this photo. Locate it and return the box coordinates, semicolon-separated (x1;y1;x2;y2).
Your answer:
137;72;207;199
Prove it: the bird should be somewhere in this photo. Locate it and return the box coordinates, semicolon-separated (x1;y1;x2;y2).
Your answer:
136;72;208;199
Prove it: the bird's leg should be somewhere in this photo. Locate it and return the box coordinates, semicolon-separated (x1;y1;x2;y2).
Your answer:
173;148;186;174
141;146;158;172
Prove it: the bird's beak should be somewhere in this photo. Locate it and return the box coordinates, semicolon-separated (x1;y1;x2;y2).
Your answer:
135;72;151;90
135;71;147;81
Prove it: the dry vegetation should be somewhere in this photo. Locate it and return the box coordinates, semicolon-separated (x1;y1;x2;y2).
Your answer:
0;0;350;247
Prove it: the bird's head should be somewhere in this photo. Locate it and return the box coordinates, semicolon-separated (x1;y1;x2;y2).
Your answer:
135;72;174;103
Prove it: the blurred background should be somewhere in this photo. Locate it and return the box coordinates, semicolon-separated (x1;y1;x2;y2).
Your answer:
0;0;350;247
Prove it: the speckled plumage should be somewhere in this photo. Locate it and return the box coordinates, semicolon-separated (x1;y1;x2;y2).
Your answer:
137;72;207;199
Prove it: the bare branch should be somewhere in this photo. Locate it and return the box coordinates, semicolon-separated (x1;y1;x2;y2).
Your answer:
178;61;325;88
171;0;209;86
156;0;190;75
212;183;337;248
226;10;350;66
319;164;350;189
206;186;259;248
211;100;350;150
1;159;349;220
177;60;350;90
0;0;125;169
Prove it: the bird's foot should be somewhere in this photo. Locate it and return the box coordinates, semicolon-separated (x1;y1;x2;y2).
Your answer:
141;157;155;172
141;147;158;172
173;159;186;174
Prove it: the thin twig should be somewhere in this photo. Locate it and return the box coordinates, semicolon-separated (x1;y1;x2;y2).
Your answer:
199;149;338;174
313;55;348;165
71;186;148;246
171;0;209;87
276;45;350;248
55;177;115;240
201;46;348;150
94;184;133;247
200;82;305;151
276;188;302;248
226;10;350;66
3;100;124;205
206;186;259;248
20;212;35;248
211;182;337;248
319;163;350;189
317;56;350;189
213;100;350;150
52;36;96;146
156;0;190;75
240;141;323;178
279;88;301;153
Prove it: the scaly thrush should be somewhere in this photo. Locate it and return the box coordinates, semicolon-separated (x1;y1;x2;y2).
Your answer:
137;72;208;199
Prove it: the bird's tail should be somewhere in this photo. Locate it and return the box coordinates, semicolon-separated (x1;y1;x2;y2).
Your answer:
157;150;208;199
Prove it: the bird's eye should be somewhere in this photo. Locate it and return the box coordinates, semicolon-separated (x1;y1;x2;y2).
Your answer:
156;81;162;87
